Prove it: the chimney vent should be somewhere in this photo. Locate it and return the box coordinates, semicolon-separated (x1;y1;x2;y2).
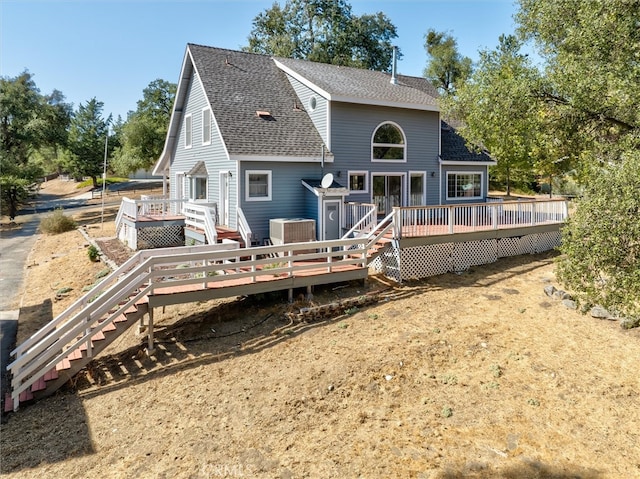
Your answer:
390;46;398;85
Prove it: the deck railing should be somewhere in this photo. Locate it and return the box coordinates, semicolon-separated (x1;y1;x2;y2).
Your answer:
237;207;253;246
342;203;377;239
7;237;374;410
183;202;218;244
395;198;568;238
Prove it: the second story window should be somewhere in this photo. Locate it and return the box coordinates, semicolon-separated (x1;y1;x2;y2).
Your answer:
372;122;405;161
184;114;192;148
202;108;211;145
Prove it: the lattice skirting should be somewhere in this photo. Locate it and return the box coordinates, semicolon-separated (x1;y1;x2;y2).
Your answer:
137;226;185;250
381;231;562;282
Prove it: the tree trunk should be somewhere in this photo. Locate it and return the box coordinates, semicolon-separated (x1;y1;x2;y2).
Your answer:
92;176;98;188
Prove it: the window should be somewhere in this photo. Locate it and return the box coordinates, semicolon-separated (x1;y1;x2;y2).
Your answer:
447;172;482;199
372;122;406;161
193;176;207;200
202;108;211;145
184;114;192;148
410;172;425;206
245;170;272;201
348;171;367;193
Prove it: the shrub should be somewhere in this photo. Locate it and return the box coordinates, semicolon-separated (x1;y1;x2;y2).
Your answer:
88;245;100;262
40;208;76;234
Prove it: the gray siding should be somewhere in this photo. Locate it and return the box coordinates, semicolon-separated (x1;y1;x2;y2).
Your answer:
285;74;329;146
330;102;441;206
240;162;325;243
170;70;237;228
441;163;490;205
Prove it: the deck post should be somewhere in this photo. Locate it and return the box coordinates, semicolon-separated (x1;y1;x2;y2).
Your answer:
306;285;313;300
288;288;294;303
147;307;155;356
448;206;454;234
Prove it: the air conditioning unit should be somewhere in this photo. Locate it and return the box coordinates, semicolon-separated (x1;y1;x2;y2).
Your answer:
270;218;316;245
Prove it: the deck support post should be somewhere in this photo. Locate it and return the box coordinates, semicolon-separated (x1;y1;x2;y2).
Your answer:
146;307;155;356
288;288;294;303
306;285;313;300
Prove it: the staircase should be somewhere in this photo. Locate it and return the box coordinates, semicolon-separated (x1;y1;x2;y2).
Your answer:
3;243;229;413
4;300;148;411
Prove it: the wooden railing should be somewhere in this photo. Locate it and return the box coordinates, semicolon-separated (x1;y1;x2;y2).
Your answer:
344;202;377;231
342;203;377;239
183;202;218;244
394;198;568;238
237;207;253;246
7;237;374;410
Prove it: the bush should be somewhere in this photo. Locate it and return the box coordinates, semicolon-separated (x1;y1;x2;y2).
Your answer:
39;208;77;234
88;245;100;262
557;152;640;320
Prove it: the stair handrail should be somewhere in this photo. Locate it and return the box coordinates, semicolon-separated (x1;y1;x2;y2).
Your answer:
342;203;378;240
237;207;252;246
9;243;238;399
184;202;218;244
10;243;231;360
8;238;371;406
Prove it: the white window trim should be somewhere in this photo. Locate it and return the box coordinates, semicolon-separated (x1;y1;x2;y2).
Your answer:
409;171;426;206
348;170;368;193
201;108;211;146
184;113;192;149
371;120;407;163
245;169;272;202
446;171;484;200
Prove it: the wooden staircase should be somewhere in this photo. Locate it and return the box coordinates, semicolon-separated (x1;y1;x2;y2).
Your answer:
3;295;148;412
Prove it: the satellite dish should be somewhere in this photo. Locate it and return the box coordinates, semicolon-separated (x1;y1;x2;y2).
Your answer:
321;173;333;189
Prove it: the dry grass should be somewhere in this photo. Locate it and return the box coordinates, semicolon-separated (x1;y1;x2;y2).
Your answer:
1;186;639;478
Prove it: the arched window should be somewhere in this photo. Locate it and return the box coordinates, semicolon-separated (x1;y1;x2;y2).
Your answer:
372;122;406;161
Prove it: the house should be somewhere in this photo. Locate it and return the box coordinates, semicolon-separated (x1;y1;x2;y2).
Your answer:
150;43;495;247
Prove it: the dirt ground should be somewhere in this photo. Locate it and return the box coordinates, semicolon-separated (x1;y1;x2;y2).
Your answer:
1;182;639;478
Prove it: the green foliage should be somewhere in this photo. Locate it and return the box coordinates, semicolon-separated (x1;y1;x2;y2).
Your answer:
39;208;76;234
442;35;543;195
75;176;127;188
557;152;640;320
244;0;398;71
423;29;472;95
0;176;34;220
65;98;111;187
0;71;71;217
87;245;100;262
111;79;176;175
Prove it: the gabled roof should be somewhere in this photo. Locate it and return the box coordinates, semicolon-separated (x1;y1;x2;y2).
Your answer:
154;44;329;174
440;121;496;165
274;57;439;111
190;44;327;158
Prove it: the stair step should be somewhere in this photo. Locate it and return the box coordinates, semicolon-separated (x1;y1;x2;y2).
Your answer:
30;376;46;392
114;314;129;323
56;358;71;371
91;330;105;341
44;368;59;381
100;321;117;332
67;348;83;360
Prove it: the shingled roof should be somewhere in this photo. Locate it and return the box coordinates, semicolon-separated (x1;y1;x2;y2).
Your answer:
440;121;495;164
188;44;326;158
275;57;439;111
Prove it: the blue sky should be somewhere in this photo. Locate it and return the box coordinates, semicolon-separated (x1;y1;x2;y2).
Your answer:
1;0;519;120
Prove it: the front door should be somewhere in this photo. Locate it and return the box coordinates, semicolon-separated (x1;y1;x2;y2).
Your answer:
219;171;230;226
372;174;403;217
323;200;341;240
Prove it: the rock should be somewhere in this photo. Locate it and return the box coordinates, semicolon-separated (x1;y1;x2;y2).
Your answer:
544;285;557;297
591;305;613;319
621;317;640;330
562;299;577;310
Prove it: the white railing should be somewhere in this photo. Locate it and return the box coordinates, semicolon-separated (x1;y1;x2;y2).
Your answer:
7;237;374;410
395;199;568;238
237;207;253;246
183;202;218;244
118;197;188;220
344;202;377;231
342;203;377;239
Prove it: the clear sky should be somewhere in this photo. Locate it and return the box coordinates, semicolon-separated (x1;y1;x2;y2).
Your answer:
1;0;519;121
